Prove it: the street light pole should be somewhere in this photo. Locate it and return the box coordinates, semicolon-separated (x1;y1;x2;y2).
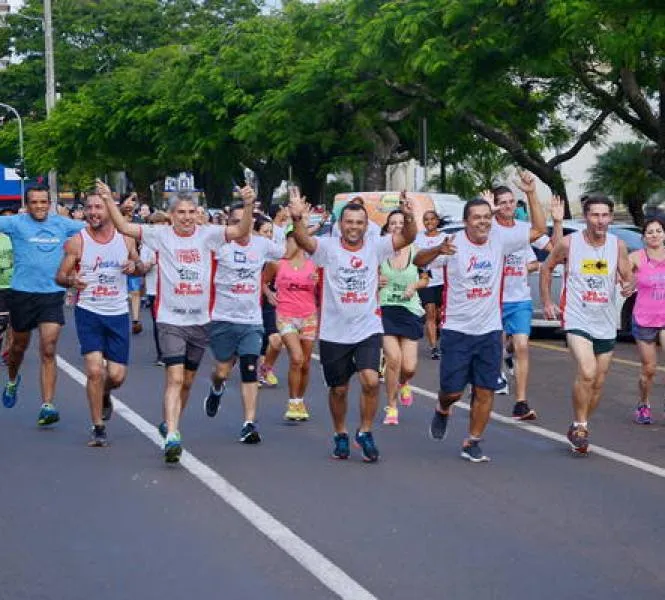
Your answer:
43;0;58;210
0;102;25;208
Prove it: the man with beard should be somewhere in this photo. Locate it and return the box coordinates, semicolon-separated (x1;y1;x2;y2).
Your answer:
56;193;144;446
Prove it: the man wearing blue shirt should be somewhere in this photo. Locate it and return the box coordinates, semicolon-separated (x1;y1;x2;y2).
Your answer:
0;185;84;425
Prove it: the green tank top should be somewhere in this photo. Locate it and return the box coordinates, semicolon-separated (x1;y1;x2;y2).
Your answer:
0;234;13;289
379;246;424;317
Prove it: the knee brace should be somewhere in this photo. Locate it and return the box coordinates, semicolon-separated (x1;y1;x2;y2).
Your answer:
239;355;259;383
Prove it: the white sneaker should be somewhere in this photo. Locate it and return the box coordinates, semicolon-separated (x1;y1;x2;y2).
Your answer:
496;373;509;395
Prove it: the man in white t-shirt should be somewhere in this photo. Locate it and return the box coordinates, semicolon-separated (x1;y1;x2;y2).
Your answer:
204;203;285;445
414;185;546;463
491;176;565;420
289;191;417;463
99;181;254;463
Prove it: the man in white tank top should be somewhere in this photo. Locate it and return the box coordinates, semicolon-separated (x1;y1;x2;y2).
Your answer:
98;180;255;463
56;193;144;447
540;195;634;454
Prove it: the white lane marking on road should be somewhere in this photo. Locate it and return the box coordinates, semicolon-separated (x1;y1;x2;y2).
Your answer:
312;353;665;480
57;356;379;600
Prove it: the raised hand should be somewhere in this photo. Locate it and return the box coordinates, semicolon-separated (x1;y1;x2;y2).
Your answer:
480;189;494;205
515;170;536;194
550;195;565;222
439;235;457;256
288;187;308;220
239;185;256;206
95;179;114;203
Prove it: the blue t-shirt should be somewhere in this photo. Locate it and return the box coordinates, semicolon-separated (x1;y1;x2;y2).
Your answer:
0;213;85;293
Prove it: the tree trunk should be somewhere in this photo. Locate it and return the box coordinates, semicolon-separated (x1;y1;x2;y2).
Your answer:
362;158;386;191
626;195;645;227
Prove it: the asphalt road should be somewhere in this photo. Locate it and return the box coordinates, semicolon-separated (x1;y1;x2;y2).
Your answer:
1;311;664;600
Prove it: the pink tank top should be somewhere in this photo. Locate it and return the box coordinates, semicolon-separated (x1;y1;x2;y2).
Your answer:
634;249;665;327
275;257;318;318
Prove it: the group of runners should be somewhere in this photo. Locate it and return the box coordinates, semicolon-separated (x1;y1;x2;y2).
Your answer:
1;172;664;464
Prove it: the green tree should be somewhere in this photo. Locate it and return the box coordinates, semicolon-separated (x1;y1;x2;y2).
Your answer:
586;142;665;226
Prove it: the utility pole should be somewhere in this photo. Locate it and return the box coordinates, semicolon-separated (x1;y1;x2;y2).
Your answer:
44;0;58;210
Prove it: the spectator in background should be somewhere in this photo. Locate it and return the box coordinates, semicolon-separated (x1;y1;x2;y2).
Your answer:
139;203;151;221
70;205;85;221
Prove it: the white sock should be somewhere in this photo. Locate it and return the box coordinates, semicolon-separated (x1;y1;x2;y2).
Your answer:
573;421;588;428
288;398;298;405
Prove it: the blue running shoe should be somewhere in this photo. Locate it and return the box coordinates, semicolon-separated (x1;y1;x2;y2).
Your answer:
429;410;449;441
37;403;60;427
164;432;182;463
157;421;168;439
354;430;380;463
2;375;21;408
332;433;350;460
460;440;490;463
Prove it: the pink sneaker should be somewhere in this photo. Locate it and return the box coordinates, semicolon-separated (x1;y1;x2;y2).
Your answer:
383;406;399;425
399;383;413;407
634;404;652;425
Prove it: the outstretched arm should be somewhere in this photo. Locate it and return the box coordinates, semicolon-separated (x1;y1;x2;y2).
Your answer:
96;179;142;239
413;236;457;268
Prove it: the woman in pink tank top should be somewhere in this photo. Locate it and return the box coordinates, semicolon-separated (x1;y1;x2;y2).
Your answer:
628;217;665;424
273;227;319;422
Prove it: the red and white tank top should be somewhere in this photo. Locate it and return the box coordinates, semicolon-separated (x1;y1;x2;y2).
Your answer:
76;229;129;316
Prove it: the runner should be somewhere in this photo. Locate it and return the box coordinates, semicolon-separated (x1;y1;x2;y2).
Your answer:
99;181;254;462
414;181;546;463
626;217;665;424
273;223;320;421
204;205;285;444
379;209;427;425
55;192;144;446
0;185;85;425
414;210;446;360
139;210;170;366
255;216;282;387
540;194;633;454
491;176;565;418
289;190;417;462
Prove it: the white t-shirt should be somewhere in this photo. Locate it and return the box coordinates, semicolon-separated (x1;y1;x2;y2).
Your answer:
211;234;284;325
140;244;157;296
493;220;533;304
140;225;226;325
440;225;529;335
414;230;447;287
273;224;287;247
312;235;395;343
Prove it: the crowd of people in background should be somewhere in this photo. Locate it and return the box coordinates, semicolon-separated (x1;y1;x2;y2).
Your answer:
0;176;664;465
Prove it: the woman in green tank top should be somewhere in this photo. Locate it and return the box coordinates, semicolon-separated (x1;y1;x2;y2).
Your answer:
379;210;428;425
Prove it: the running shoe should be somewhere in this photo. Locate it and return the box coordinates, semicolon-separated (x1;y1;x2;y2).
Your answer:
399;383;414;407
567;424;589;454
512;401;537;421
157;421;167;439
239;421;261;444
634;404;653;425
37;403;60;427
429;410;449;441
2;374;20;408
284;402;301;421
261;367;279;387
496;374;509;395
430;346;440;360
332;433;350;460
164;432;182;463
460;440;490;463
354;430;380;462
504;354;515;377
382;406;399;426
204;382;225;418
154;358;165;367
102;393;113;421
297;401;310;421
87;425;108;447
132;321;143;335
